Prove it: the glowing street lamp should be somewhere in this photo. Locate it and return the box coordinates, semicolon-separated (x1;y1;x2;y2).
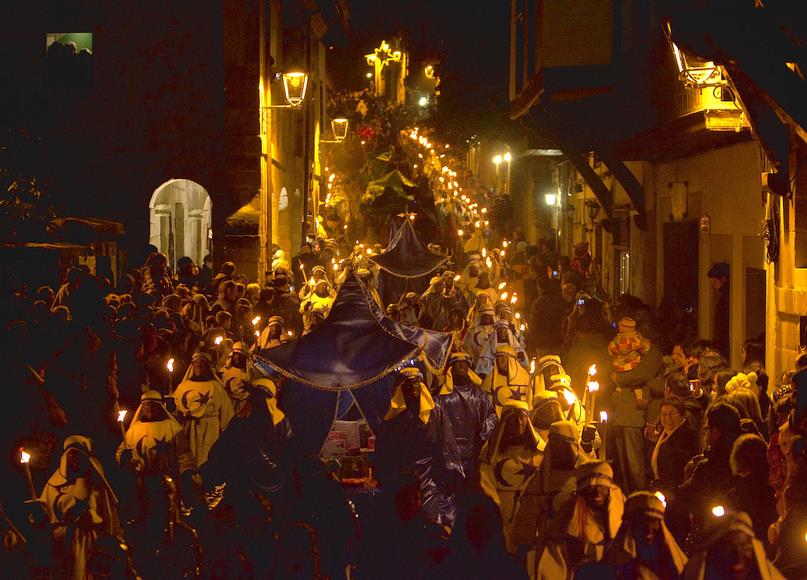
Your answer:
282;64;309;107
331;117;349;142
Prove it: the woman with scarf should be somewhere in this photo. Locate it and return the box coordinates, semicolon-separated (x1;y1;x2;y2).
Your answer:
479;402;544;553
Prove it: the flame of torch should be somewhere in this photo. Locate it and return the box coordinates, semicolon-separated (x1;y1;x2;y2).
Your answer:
20;450;30;464
588;381;600;393
117;410;127;422
214;336;223;345
167;358;174;373
588;364;597;376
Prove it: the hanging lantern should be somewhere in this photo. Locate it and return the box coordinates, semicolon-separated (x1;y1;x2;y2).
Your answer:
331;117;349;141
282;64;309;107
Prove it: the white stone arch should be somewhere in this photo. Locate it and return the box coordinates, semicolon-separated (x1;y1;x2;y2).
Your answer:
148;179;212;268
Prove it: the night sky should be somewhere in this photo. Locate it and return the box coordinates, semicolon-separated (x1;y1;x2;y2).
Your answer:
322;0;509;109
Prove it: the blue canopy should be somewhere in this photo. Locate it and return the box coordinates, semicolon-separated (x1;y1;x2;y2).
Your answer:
370;219;447;279
253;270;452;454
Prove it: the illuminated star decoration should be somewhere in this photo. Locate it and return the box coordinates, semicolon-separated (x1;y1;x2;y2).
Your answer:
365;40;402;69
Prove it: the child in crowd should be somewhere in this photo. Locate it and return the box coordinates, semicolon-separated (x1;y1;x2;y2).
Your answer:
609;317;651;406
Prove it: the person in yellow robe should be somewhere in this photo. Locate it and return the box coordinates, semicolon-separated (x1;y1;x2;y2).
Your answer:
222;343;253;415
117;390;196;478
600;491;688;579
173;352;234;466
482;344;533;416
479;401;545;553
39;436;122;580
534;461;625;579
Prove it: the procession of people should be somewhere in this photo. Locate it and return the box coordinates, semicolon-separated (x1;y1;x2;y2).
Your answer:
1;119;805;580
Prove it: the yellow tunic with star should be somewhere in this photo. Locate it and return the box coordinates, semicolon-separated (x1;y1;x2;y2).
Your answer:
173;374;234;466
482;345;533;416
479;405;545;553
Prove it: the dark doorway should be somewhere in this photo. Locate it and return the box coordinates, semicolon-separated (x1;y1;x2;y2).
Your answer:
746;268;766;343
663;220;699;314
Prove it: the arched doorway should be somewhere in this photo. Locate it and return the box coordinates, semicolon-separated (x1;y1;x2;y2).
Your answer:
149;179;212;268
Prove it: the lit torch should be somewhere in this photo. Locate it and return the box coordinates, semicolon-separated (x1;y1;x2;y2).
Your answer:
117;409;127;438
19;449;37;500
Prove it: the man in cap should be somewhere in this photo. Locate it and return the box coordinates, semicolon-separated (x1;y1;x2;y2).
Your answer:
483;344;533;416
600;491;688;579
375;367;464;526
479;402;545;553
535;461;625;579
437;351;497;485
173;352;234;466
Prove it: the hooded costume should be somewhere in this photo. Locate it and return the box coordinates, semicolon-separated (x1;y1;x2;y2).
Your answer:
465;305;496;375
482;345;533;416
201;376;292;511
376;367;464;526
300;280;334;332
512;420;588;576
117;390;195;477
256;315;286;351
531;355;586;433
437;352;498;483
419;276;450;330
683;511;784;580
40;436;122;580
479;402;545;553
534;461;625;579
173;352;235;466
222;343;253;415
603;491;688;579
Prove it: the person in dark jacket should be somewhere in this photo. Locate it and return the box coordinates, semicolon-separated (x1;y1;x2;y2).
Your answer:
650;398;700;544
528;277;566;356
677;402;742;547
727;434;778;544
708;262;730;358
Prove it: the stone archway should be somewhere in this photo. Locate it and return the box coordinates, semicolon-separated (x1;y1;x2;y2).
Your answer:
149;179;212;268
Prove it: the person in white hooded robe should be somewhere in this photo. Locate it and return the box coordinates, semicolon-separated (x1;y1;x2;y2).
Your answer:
39;436;122;580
